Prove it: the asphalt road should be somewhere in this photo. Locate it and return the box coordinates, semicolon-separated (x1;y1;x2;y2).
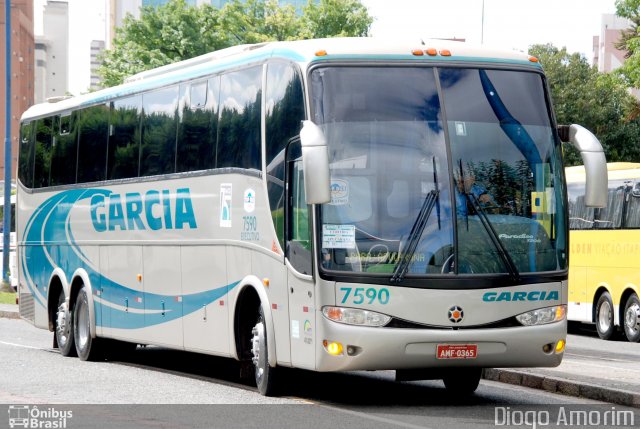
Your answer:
0;318;637;429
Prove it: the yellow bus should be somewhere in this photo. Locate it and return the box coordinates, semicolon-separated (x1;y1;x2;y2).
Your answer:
566;162;640;342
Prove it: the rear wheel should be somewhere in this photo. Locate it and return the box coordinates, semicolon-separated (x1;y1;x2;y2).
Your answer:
74;286;104;361
55;291;76;357
442;368;482;395
623;293;640;343
250;306;277;396
595;292;615;340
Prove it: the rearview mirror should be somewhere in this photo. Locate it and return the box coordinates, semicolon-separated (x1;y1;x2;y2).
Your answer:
558;124;607;208
299;121;331;204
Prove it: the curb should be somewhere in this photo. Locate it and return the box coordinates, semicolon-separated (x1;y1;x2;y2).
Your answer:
0;309;19;320
484;369;640;408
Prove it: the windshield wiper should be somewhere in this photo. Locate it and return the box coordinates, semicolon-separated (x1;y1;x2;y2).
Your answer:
391;189;438;283
464;187;521;282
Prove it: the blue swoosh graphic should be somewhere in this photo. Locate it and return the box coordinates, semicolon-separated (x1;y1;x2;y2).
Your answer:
21;188;239;329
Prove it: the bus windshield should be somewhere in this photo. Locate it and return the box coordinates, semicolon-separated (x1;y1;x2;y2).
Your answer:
311;66;566;279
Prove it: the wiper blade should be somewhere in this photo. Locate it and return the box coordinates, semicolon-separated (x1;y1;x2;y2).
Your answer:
391;189;438;283
465;192;520;281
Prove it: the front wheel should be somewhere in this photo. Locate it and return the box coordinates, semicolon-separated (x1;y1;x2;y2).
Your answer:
623;293;640;343
55;291;76;357
442;368;482;395
250;306;277;396
74;286;104;361
595;292;615;340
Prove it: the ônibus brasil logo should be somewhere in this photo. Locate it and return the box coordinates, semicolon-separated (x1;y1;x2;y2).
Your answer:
8;405;72;428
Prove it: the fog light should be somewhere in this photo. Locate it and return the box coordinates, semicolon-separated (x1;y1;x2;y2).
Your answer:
542;343;553;353
323;340;343;356
555;339;566;354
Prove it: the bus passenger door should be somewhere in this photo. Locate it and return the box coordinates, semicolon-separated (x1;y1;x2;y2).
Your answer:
286;142;316;369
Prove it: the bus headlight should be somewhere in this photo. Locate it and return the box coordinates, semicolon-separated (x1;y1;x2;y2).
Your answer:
322;306;391;327
516;305;566;326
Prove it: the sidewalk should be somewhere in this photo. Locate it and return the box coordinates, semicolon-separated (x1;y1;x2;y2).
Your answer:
0;304;638;408
0;302;19;319
485;367;640;408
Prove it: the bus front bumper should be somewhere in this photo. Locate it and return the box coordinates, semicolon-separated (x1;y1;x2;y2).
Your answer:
315;316;566;372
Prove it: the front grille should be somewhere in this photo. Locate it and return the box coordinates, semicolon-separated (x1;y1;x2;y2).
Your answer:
385;316;521;329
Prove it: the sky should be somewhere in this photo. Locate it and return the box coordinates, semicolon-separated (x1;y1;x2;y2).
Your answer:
34;0;619;96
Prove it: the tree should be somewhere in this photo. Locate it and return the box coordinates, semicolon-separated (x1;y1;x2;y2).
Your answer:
615;0;640;88
99;0;373;87
529;44;640;165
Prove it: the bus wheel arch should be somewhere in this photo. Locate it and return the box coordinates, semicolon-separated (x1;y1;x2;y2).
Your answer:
593;288;615;340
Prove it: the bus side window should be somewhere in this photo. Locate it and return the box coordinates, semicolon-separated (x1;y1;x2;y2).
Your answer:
265;61;305;250
140;86;179;176
108;95;142;180
50;113;78;186
176;77;219;173
626;181;640;228
19;121;35;189
217;66;262;170
34;117;54;188
286;141;312;275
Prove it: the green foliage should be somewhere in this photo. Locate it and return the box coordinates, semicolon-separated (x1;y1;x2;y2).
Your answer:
301;0;372;39
529;44;640;165
99;0;373;87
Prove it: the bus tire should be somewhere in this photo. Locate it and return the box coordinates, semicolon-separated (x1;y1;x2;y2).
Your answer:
443;367;482;394
73;286;104;361
55;291;76;357
250;306;277;396
623;293;640;343
595;292;615;340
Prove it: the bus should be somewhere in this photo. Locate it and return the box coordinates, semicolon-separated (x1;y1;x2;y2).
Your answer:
566;162;640;342
17;38;607;395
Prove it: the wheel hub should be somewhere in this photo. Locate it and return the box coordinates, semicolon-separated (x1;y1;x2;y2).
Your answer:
625;303;640;334
250;323;266;382
56;303;70;345
598;301;612;332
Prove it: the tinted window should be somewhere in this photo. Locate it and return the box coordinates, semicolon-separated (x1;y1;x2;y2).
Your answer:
50;113;78;186
217;66;262;169
34;117;54;188
140;86;179;176
177;77;220;172
265;62;304;248
108;96;141;180
19;122;35;188
77;104;109;183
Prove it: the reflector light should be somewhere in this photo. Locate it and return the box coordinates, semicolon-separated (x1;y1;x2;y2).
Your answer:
529;56;539;63
426;48;438;56
412;49;424;56
315;50;328;57
440;49;452;57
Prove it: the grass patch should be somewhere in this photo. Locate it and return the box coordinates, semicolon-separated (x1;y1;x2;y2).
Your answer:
0;292;16;305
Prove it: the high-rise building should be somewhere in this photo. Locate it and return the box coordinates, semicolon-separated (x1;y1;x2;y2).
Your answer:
593;14;632;73
90;39;105;91
0;0;34;180
34;0;68;103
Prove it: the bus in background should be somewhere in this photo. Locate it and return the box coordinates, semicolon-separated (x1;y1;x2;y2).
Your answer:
566;163;640;342
0;192;17;290
17;38;608;396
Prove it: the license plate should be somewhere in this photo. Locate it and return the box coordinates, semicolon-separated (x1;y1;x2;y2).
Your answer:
436;344;478;359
